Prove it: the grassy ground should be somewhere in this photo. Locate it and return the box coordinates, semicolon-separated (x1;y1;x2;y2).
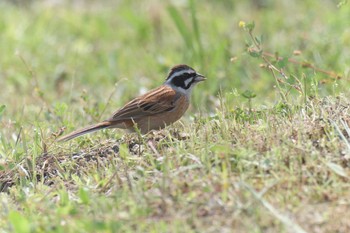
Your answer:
1;0;350;232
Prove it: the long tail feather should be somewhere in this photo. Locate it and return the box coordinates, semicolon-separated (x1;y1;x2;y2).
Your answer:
57;121;112;142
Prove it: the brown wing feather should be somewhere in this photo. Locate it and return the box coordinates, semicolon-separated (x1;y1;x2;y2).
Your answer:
107;85;179;121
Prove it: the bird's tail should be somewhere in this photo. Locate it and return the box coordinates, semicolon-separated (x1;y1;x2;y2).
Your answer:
56;121;112;142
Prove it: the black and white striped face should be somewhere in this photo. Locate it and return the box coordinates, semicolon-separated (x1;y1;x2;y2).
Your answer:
164;64;205;94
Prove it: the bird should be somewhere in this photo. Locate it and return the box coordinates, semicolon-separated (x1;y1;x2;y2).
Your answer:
57;64;206;142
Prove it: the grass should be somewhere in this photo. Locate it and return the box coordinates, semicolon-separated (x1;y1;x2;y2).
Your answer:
1;0;350;232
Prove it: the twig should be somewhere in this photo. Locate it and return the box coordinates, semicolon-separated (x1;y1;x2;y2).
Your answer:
14;127;23;147
241;182;309;233
99;78;126;121
263;52;341;79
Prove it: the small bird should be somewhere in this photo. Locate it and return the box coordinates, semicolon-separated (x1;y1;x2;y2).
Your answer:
57;64;206;142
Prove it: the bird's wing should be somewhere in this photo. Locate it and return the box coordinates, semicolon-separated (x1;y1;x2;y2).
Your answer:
107;85;179;121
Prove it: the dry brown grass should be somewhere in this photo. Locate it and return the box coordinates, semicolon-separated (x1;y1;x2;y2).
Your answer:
2;97;350;232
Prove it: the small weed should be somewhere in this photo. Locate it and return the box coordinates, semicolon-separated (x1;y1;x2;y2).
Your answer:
0;1;350;232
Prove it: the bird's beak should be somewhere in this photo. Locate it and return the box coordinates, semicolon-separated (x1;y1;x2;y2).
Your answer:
194;73;206;82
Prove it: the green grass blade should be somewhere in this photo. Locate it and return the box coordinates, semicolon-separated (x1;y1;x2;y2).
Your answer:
167;5;194;52
189;0;204;63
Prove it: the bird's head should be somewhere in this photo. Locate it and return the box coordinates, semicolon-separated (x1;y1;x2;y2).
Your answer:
164;64;206;95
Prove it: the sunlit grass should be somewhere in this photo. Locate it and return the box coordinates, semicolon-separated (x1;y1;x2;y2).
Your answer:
1;0;350;232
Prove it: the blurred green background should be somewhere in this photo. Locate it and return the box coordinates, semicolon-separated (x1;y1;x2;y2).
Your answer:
0;0;349;136
1;1;350;232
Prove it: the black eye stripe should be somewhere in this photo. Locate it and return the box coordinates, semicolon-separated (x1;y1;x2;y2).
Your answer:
182;73;195;80
171;73;196;89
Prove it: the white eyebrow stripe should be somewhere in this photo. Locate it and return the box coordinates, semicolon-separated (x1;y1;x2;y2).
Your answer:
168;69;195;80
